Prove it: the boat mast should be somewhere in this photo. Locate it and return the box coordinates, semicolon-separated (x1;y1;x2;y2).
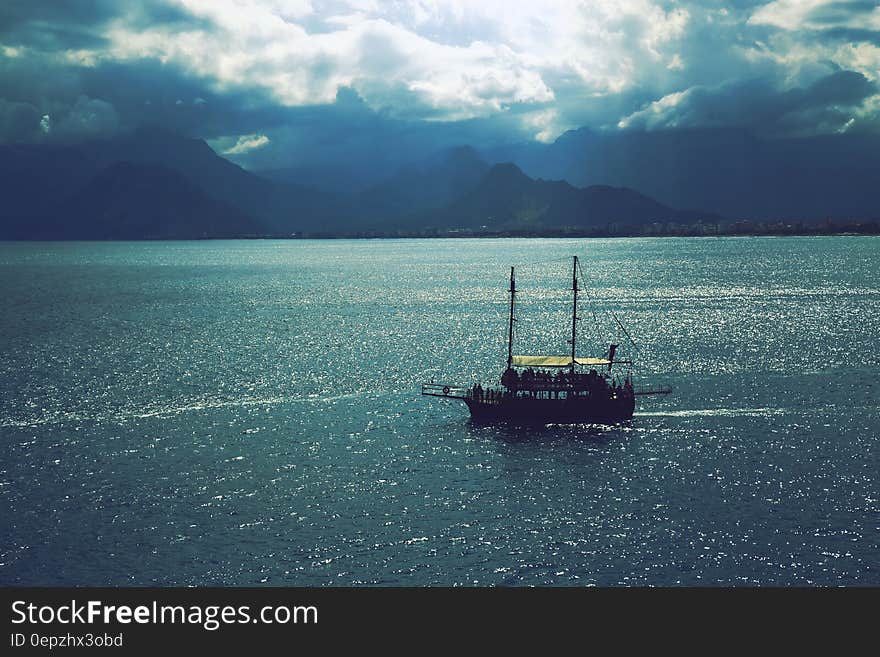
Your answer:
507;266;516;368
570;255;578;374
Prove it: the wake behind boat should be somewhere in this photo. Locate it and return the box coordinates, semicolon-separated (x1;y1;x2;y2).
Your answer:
422;256;670;424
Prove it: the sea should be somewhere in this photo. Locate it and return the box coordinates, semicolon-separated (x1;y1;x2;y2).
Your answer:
0;236;877;586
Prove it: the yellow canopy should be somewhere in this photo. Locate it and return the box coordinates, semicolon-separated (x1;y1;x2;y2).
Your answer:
577;357;614;366
511;355;612;368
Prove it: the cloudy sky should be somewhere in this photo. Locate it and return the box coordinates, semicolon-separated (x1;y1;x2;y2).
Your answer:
1;1;878;169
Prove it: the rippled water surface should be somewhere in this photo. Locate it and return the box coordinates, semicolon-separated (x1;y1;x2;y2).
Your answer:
1;237;878;585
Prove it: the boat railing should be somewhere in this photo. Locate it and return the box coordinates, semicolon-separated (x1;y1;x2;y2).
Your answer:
421;383;509;404
509;381;620;392
470;388;506;405
421;383;469;399
422;382;640;403
633;385;673;396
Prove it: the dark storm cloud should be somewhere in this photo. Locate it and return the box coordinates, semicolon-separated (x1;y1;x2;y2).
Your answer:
0;0;221;142
52;95;118;141
806;1;879;26
621;70;876;134
811;27;880;46
215;85;533;180
788;2;880;46
76;60;286;137
0;0;207;50
0;98;42;142
0;48;82;105
807;70;876;106
0;48;237;135
0;1;117;50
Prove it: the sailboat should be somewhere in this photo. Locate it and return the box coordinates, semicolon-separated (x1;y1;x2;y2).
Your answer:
422;256;669;424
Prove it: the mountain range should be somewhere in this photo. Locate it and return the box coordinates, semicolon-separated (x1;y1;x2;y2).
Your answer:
413;162;710;232
44;162;261;239
486;127;880;221
0;124;876;239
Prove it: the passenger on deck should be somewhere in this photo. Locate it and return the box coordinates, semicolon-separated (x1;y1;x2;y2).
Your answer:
501;367;519;390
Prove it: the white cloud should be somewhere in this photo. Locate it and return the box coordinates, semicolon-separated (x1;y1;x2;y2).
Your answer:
741;34;880;85
748;0;828;30
618;89;688;129
223;133;270;154
9;0;879;141
749;0;880;31
521;108;562;143
98;0;696;128
62;49;101;67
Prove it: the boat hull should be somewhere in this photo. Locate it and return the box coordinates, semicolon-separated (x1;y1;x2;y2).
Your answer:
463;394;635;425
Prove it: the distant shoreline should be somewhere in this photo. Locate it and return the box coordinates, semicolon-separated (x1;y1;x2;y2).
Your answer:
215;218;880;240
5;232;880;242
293;223;880;239
4;222;879;241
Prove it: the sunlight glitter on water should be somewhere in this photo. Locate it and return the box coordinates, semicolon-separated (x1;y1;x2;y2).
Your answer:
0;237;878;586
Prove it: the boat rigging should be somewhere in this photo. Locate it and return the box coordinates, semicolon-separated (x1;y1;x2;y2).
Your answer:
422;255;670;424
